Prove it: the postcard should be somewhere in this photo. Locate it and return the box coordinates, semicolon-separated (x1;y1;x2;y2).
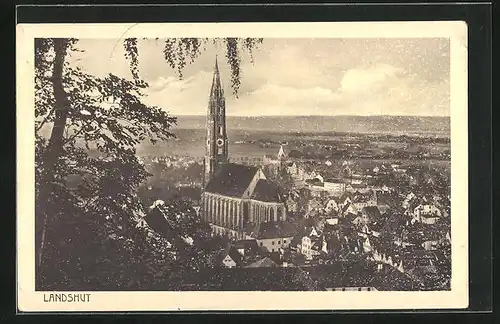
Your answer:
17;21;468;312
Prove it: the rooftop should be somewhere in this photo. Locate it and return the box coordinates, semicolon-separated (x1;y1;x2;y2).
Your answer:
245;257;278;268
205;163;258;197
251;179;283;203
250;221;297;240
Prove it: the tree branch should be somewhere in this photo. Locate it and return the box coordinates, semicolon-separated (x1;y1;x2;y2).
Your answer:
35;106;57;133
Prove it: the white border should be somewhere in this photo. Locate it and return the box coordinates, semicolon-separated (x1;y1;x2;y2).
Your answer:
16;21;468;312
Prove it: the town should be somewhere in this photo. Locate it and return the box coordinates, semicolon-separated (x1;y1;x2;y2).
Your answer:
133;59;452;292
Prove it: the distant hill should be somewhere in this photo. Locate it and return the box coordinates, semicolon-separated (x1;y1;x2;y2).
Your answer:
174;115;450;136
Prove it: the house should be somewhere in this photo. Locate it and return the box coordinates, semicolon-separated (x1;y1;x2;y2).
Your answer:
320;231;343;257
247;221;297;253
286;197;298;213
306;262;417;291
301;235;323;260
305;177;323;188
325;218;339;226
263;154;279;166
323;178;346;196
361;206;382;222
339;192;353;207
287;162;299;178
351;191;378;212
339;164;353;179
232;239;261;259
402;191;417;209
220;246;243;268
307;197;324;214
412;204;442;225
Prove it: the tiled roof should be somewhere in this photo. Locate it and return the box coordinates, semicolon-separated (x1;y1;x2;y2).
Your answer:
251;179;282;202
233;239;261;256
245;257;278;268
254;221;297;240
306;261;417;291
219;245;243;265
361;206;382;220
205;163;258;197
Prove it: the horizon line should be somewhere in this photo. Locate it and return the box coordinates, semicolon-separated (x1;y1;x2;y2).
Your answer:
172;114;450;118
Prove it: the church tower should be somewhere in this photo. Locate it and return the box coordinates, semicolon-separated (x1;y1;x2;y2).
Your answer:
203;57;228;188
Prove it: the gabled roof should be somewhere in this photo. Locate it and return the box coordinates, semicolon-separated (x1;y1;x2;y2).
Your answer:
233;239;260;255
220;245;243;265
253;221;297;240
361;206;382;220
340;192;353;201
290;235;303;246
205;163;258;197
278;145;289;158
245;257;278;268
251;179;282;202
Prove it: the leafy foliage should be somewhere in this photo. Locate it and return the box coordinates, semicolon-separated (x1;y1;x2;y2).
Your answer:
35;36;264;290
123;37;263;96
35;38;178;289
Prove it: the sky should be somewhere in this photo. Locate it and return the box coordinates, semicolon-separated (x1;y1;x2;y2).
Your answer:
68;38;450;117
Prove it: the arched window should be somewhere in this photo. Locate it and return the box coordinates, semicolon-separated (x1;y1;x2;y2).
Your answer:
243;202;249;223
270;208;275;221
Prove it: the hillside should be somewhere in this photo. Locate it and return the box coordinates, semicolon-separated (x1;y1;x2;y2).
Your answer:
174;115;450;135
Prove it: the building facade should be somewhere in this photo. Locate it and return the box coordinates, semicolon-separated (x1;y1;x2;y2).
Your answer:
201;58;287;239
203;57;228;188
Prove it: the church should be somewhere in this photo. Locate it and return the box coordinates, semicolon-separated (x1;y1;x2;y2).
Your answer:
201;58;287;239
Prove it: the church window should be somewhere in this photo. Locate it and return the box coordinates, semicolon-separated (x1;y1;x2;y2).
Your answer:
243;202;249;223
278;240;281;245
284;239;287;243
272;241;275;245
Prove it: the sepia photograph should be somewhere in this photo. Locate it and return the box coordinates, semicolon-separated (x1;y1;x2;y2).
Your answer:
17;21;468;311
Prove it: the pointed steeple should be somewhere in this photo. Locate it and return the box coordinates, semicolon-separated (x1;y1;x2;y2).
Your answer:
210;55;223;98
204;57;228;188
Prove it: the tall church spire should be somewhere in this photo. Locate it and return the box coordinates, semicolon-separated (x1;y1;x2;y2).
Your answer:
203;57;228;188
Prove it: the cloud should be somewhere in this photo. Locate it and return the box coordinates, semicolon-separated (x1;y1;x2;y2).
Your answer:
335;64;449;116
70;38;450;117
340;63;406;94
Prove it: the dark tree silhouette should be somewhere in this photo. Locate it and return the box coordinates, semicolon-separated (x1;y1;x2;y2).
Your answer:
35;37;263;289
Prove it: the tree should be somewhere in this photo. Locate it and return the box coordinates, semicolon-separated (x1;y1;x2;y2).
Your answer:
123;37;263;97
35;37;263;289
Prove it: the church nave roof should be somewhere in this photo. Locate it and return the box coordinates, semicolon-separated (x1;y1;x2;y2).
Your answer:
205;163;259;197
